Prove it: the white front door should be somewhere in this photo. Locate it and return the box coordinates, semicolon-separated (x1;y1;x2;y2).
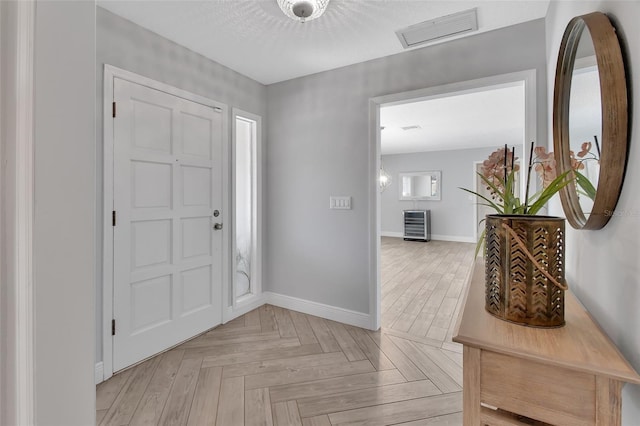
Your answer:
112;78;223;371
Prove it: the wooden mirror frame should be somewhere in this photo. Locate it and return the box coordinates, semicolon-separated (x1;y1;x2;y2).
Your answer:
553;12;628;230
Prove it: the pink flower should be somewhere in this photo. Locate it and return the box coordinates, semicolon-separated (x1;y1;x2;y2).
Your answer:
533;147;558;188
532;148;585;189
535;159;557;188
569;150;585;171
577;142;591;158
534;146;552;160
480;147;519;194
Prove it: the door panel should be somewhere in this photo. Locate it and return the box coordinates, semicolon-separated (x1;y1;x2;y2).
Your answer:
112;78;223;371
182;112;213;158
181;265;213;314
182;166;211;207
131;161;172;208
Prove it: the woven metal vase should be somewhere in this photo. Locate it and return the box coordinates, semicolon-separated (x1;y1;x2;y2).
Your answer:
485;215;566;328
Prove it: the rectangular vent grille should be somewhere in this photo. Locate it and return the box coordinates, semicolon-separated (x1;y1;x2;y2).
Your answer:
396;8;478;49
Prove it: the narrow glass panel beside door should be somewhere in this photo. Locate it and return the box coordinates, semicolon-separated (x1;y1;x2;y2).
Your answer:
235;116;257;299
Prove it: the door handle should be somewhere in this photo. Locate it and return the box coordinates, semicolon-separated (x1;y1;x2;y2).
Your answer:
213;223;223;230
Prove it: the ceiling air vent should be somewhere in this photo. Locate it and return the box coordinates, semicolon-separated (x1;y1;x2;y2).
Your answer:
396;8;478;49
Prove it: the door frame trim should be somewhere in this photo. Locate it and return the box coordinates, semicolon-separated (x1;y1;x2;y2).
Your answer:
369;69;537;331
102;64;229;380
6;1;37;423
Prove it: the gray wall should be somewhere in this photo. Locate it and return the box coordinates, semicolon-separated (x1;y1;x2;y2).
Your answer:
266;19;547;313
34;1;96;424
381;147;499;240
96;8;267;363
546;2;640;423
0;2;19;423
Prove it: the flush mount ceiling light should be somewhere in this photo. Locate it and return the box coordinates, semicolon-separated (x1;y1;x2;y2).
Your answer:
277;0;330;23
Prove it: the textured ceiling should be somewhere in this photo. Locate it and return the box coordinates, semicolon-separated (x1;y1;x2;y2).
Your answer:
380;84;525;155
98;0;550;85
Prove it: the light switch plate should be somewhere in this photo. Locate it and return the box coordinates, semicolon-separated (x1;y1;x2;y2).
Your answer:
330;196;351;210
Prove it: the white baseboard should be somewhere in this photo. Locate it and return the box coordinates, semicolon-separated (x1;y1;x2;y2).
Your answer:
381;231;474;243
223;294;266;323
95;362;104;385
265;291;373;330
431;234;475;243
381;231;403;238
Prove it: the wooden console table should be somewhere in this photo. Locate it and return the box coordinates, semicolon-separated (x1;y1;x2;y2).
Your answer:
453;261;640;425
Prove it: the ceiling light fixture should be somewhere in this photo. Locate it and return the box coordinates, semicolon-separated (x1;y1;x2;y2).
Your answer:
277;0;330;23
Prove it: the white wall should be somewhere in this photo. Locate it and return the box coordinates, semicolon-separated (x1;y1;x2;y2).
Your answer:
33;1;96;424
381;147;500;241
266;19;547;314
96;7;268;364
546;2;640;423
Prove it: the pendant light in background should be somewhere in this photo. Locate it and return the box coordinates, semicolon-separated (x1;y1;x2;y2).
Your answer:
380;162;391;192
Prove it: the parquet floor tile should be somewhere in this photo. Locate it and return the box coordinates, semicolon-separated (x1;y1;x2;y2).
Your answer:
97;239;474;425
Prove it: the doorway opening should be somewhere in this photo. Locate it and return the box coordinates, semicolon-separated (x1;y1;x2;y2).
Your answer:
370;70;537;330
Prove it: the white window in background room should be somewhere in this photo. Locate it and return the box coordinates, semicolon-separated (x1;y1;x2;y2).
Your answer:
234;115;257;299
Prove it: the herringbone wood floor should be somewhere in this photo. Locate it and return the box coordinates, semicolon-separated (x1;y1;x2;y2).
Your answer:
97;238;475;426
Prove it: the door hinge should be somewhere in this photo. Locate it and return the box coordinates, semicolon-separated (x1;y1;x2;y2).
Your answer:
112;210;117;226
112;319;116;336
112;101;116;118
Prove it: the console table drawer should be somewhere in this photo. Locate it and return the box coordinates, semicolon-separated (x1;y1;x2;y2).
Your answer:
480;351;595;425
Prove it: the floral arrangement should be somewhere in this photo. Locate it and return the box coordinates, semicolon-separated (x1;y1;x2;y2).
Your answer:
533;138;600;202
460;142;574;254
573;137;600;200
462;143;572;216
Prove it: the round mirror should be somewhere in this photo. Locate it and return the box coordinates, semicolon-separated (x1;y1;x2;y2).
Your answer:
553;12;628;230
